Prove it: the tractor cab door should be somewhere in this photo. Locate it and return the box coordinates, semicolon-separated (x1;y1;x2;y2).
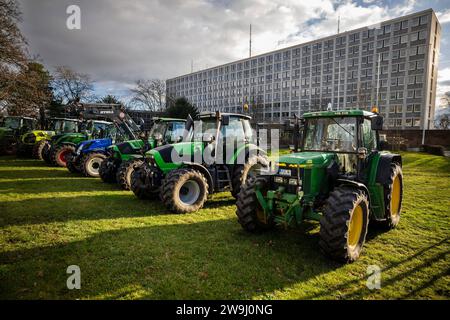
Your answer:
359;117;378;178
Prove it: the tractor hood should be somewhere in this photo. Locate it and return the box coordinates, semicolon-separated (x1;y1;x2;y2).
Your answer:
277;152;336;169
77;138;112;152
147;141;204;166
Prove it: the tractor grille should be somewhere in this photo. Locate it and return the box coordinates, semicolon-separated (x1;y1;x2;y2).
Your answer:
272;166;303;193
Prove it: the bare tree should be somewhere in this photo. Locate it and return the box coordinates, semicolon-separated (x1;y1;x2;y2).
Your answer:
0;0;27;104
130;79;166;111
52;66;94;103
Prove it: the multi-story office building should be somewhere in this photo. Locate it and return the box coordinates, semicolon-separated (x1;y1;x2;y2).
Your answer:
166;9;441;129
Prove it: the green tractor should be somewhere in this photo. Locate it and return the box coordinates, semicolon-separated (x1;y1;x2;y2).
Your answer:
17;118;80;159
99;117;186;190
236;109;403;262
131;112;269;213
0;116;37;155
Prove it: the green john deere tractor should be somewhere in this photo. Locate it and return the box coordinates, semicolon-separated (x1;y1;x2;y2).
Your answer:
17;118;80;159
236;109;403;262
99;117;186;190
0;116;37;155
131;112;269;213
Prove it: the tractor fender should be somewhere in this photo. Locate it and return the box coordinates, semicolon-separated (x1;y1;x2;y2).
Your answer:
336;179;371;204
376;153;402;185
182;161;214;193
59;142;77;148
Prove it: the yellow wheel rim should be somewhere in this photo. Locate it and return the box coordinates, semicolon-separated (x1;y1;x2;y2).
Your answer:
390;175;401;217
348;205;363;247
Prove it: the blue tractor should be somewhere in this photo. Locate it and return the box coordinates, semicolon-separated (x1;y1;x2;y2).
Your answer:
66;105;142;177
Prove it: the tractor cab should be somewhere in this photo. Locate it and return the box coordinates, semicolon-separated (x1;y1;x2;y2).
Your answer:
0;116;37;133
148;118;186;148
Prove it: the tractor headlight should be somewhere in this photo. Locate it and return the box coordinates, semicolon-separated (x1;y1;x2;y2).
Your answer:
274;176;284;184
147;154;156;166
76;145;83;155
288;178;298;185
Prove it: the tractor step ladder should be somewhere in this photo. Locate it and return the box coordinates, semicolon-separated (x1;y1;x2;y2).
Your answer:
216;167;232;190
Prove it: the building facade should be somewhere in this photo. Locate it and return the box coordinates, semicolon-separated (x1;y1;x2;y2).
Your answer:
166;9;441;129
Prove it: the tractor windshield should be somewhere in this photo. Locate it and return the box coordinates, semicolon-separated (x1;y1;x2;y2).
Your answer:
2;117;21;129
62;121;78;133
304;117;357;153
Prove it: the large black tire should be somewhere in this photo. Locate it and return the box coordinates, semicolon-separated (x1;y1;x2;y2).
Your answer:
51;144;76;167
32;140;50;160
66;155;81;173
42;144;52;164
161;168;209;214
81;152;106;178
99;158;118;183
231;154;269;198
130;165;158;199
116;159;143;190
319;186;370;263
236;176;275;233
16;145;31;158
379;164;403;229
2;138;17;156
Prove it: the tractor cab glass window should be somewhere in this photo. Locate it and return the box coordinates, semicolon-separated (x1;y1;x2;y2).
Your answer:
223;117;246;142
63;121;78;133
23;119;34;130
3;117;21;129
92;122;111;138
165;122;185;143
149;122;167;140
362;118;377;151
304;117;357;152
193;119;217;141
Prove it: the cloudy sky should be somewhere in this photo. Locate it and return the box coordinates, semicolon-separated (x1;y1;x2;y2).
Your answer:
17;0;450;106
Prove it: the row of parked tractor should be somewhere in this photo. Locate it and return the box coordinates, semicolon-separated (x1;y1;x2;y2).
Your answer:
0;105;404;262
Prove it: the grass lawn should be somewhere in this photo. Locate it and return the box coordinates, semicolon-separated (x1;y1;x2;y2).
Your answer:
0;152;449;299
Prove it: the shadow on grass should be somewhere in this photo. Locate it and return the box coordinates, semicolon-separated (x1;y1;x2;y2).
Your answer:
0;193;172;227
0;218;339;299
299;237;449;299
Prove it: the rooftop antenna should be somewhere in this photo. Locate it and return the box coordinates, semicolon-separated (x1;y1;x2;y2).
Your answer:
337;15;340;34
191;59;193;73
249;24;252;58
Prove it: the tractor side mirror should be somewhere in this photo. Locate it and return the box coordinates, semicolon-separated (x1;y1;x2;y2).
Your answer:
371;115;383;131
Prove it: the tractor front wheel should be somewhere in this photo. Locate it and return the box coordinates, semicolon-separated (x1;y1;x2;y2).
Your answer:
319;186;369;263
130;165;158;199
52;144;76;167
33;140;50;160
99;158;118;183
67;156;81;173
236;176;274;233
81;152;106;177
231;155;269;198
116;159;143;190
161;169;209;214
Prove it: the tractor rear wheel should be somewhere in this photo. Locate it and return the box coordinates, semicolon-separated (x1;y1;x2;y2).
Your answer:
130;165;158;199
33;140;49;160
99;158;117;183
81;152;106;177
231;155;269;198
52;144;76;167
116;159;143;190
236;176;274;233
379;164;403;229
161;169;209;213
319;186;369;263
